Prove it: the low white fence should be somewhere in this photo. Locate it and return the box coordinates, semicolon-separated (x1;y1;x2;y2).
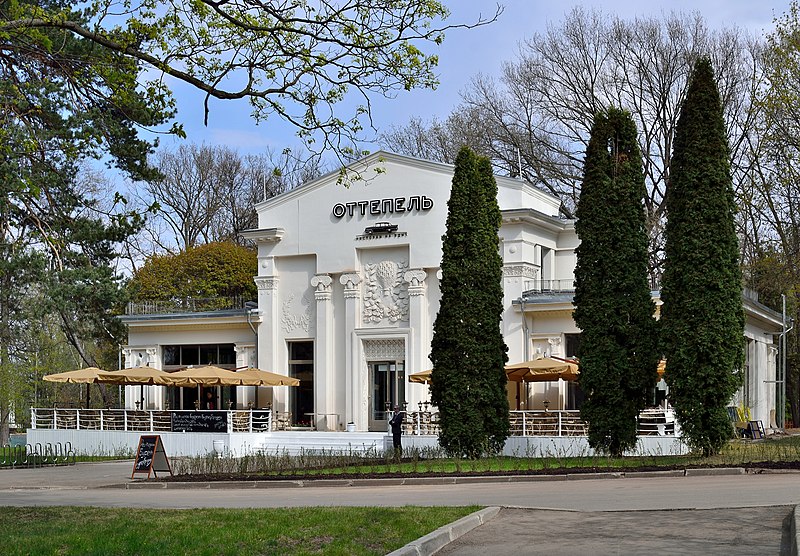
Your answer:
30;408;273;433
31;407;678;437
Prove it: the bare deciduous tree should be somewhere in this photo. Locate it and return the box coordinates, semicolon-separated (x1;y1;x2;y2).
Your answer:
383;8;763;278
132;145;326;256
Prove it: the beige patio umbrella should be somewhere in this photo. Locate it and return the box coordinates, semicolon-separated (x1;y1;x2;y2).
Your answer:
505;357;580;383
158;365;244;386
408;369;432;384
97;366;172;385
235;368;299;387
505;356;580;411
43;367;110;409
43;367;108;384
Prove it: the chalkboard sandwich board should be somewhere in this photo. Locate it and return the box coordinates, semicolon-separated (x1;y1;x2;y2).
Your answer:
131;435;173;479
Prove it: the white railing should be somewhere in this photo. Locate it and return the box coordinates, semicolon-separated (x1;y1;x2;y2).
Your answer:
29;407;677;437
509;410;587;436
30;408;273;433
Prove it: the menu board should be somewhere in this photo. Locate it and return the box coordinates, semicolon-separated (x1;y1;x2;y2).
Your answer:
171;411;228;433
131;435;172;479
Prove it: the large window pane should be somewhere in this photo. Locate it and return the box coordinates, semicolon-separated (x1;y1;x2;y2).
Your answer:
218;345;236;365
199;345;218;365
290;341;314;361
163;346;179;366
181;345;199;365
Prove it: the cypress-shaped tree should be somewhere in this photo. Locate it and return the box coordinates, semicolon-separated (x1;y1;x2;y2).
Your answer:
660;58;744;456
430;146;509;458
573;108;659;456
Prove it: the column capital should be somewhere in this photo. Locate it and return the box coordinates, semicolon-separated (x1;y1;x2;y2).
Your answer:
340;273;362;299
311;274;333;301
254;276;279;291
404;269;427;296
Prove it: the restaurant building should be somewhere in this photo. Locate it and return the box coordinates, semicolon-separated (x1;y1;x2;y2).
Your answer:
122;151;782;432
29;151;783;456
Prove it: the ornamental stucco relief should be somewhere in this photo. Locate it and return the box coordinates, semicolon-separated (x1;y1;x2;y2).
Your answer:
363;259;409;324
281;292;312;333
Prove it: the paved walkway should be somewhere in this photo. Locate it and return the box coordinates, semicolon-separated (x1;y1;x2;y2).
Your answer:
1;462;798;554
436;506;793;556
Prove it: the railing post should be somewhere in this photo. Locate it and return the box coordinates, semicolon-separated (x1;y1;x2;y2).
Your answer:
53;409;58;430
227;411;233;433
522;411;527;436
250;410;254;432
76;409;81;430
149;411;154;431
30;408;36;430
123;409;128;431
100;410;104;431
557;411;562;436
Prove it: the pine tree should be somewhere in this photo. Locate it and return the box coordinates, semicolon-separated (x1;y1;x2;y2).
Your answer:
573;108;659;456
661;58;745;456
430;147;509;458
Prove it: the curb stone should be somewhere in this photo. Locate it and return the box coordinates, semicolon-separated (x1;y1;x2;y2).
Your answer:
119;467;783;489
386;506;501;556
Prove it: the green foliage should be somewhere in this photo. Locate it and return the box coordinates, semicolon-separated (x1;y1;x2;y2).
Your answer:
430;146;509;458
661;58;745;456
573;108;660;456
0;0;489;156
129;242;257;305
0;0;178;441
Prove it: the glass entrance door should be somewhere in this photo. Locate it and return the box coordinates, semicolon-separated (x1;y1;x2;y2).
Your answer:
369;360;405;431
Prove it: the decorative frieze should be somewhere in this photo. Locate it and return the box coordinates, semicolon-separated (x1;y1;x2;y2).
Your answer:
363;338;405;360
363;259;410;324
281;292;312;333
502;265;539;279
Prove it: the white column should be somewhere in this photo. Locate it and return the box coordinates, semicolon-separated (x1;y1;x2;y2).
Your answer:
340;273;362;427
255;274;281;409
310;274;334;430
404;269;428;408
234;344;257;409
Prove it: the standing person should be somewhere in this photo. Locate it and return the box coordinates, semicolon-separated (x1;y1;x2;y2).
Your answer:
205;390;215;410
389;405;404;459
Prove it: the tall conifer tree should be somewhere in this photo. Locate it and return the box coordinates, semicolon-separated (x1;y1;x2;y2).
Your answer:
430;147;509;458
574;108;659;456
661;58;744;456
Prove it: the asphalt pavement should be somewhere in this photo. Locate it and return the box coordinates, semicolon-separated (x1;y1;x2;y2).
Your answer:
1;461;798;555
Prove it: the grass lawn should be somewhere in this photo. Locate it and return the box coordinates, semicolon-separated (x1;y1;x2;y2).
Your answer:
0;506;480;556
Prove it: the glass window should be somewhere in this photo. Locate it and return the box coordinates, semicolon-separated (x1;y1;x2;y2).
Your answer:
199;345;218;365
290;341;314;361
218;345;236;365
181;345;199;365
163;346;180;366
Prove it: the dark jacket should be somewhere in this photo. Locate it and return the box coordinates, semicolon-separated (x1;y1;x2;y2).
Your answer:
389;411;404;434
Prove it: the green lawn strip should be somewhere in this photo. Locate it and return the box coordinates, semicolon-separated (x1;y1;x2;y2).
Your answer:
188;435;800;479
0;506;480;556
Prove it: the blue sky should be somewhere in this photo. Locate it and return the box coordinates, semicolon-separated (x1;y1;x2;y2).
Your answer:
155;0;792;157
